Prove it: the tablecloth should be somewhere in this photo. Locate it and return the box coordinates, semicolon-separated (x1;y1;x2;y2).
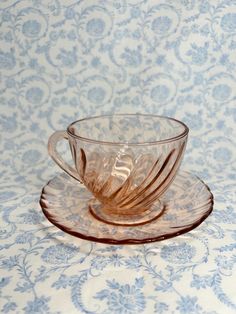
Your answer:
0;0;236;313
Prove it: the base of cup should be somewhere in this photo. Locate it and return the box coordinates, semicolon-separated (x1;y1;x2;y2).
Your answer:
88;199;166;226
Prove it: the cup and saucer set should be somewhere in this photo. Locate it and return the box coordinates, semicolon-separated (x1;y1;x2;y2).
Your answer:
40;114;213;244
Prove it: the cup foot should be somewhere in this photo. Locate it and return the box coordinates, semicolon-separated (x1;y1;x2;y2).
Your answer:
88;199;166;226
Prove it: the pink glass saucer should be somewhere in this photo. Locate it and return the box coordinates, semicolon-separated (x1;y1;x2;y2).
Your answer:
40;171;213;244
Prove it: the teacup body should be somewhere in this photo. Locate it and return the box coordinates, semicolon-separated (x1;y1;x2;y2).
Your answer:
48;114;188;222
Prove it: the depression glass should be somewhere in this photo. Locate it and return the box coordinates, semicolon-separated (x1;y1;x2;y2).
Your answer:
48;114;188;225
40;171;213;244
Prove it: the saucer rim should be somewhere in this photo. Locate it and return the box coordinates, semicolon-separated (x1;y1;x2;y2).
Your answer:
40;171;214;245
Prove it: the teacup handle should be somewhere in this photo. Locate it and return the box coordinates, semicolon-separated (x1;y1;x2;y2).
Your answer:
48;131;82;183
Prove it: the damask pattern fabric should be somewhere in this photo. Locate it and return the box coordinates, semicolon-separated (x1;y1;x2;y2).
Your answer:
0;0;236;313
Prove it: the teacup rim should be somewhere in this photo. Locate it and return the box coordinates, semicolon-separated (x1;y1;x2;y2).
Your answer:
67;113;189;146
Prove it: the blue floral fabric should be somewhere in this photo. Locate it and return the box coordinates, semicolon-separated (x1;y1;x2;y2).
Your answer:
0;0;236;313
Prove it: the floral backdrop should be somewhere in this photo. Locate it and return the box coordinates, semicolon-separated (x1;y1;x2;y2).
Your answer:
0;0;236;313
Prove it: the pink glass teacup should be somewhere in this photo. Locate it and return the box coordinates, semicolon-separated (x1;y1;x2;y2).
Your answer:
48;114;188;225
